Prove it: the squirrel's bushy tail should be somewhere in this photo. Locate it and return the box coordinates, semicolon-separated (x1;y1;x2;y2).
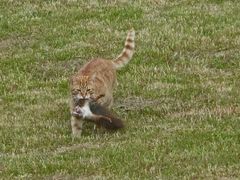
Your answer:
112;29;135;70
97;116;124;130
89;102;124;130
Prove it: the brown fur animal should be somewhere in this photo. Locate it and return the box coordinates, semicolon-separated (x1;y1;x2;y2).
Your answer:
70;30;135;136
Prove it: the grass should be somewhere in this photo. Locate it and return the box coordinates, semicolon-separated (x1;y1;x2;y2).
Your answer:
0;0;240;179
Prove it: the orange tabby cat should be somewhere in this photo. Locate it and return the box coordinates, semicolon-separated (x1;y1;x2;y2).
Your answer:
69;29;135;136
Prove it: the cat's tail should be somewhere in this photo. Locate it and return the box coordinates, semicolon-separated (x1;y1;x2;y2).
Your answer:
112;29;135;70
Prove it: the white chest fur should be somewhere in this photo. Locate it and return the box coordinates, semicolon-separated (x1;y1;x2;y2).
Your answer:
80;102;93;119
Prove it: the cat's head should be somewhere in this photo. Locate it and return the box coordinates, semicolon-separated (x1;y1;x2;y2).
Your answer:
70;75;94;106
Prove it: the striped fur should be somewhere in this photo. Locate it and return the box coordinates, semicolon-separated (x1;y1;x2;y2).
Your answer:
112;30;135;70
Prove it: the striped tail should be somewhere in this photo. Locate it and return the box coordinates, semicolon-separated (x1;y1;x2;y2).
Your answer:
112;29;135;70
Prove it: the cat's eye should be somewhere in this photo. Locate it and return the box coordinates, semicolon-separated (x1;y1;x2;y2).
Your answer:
72;89;80;94
87;89;91;92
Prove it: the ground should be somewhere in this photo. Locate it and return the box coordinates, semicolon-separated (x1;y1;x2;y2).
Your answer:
0;0;240;179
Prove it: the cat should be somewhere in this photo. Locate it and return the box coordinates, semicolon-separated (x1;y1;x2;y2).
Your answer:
69;29;135;136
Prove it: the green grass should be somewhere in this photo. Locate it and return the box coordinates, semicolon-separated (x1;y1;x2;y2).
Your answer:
1;0;240;179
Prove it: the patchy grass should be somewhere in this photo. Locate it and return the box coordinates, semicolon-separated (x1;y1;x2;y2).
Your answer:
1;0;240;179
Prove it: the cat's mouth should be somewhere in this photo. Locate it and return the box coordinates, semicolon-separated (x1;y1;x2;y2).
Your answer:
73;97;89;107
74;94;105;106
72;94;106;117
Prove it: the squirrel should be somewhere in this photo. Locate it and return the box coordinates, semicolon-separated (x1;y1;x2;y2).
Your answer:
71;94;124;130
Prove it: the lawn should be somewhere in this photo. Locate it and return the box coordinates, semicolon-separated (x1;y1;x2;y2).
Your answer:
0;0;240;179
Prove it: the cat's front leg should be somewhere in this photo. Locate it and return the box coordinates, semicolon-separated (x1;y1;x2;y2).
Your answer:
71;116;84;137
